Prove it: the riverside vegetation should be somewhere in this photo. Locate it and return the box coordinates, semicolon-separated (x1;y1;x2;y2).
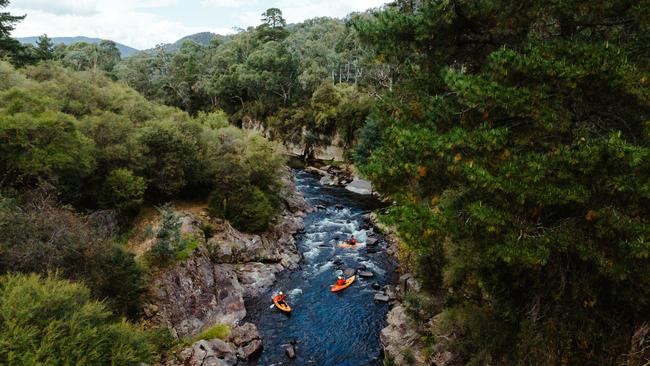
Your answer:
1;0;649;365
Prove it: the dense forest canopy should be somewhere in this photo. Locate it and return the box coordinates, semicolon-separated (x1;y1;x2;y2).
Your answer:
353;0;649;364
1;0;649;365
115;14;381;148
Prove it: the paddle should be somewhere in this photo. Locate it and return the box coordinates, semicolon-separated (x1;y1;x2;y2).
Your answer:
270;303;275;309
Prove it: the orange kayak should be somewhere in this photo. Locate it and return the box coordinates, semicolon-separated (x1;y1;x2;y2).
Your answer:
273;299;292;313
337;243;359;248
331;275;356;292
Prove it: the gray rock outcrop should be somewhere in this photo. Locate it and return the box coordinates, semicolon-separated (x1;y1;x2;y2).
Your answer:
345;178;373;195
142;168;307;363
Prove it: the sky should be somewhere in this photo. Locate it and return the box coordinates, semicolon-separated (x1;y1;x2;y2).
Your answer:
7;0;388;50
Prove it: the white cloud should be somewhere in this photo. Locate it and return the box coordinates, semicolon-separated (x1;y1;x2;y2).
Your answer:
236;0;386;27
8;0;387;49
9;0;99;16
200;0;256;7
10;6;232;49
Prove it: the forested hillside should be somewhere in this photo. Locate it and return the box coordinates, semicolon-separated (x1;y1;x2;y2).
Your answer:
115;11;380;150
0;0;648;365
0;1;289;360
17;36;139;57
352;1;649;365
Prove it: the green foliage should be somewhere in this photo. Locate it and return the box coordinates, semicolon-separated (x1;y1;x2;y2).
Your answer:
383;355;396;366
0;273;155;365
35;34;54;61
403;291;435;323
206;127;285;233
0;61;285;224
147;207;183;267
100;168;146;214
400;348;416;365
0;193;146;317
54;40;122;74
0;0;27;65
116;15;378;149
355;1;650;364
209;181;276;234
194;323;231;342
0;110;95;192
175;237;200;261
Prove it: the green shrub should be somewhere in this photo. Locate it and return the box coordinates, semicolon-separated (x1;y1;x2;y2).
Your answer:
175;237;200;261
194;324;231;342
400;348;416;365
99;168;146;214
147;207;182;267
147;207;203;265
403;291;435;322
0;194;145;318
0;273;156;365
200;222;216;239
383;356;396;366
209;185;275;233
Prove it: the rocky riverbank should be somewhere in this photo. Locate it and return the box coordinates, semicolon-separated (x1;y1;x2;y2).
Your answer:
367;213;459;366
137;168;310;365
305;164;374;196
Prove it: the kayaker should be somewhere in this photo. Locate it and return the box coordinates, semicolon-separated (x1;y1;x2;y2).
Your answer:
346;235;357;245
273;291;287;303
335;276;346;286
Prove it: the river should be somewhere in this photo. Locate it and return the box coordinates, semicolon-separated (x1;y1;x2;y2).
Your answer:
244;169;396;365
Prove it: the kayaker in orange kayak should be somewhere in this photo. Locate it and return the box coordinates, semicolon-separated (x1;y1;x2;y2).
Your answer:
346;235;357;245
335;276;345;286
273;291;287;303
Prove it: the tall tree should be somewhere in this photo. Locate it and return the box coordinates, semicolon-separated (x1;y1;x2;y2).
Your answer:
354;0;650;364
0;0;25;63
258;8;289;42
261;8;286;29
35;33;54;60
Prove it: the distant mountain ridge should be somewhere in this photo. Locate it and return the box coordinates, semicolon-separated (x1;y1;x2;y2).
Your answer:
16;36;139;58
142;32;232;53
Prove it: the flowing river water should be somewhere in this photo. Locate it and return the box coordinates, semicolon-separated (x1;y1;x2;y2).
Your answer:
244;169;396;365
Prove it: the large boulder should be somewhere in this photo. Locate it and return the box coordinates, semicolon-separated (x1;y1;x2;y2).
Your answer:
179;213;206;243
228;322;263;361
345;178;373;195
280;166;310;214
170;338;238;366
235;262;284;298
380;305;427;365
366;237;379;246
149;257;246;338
305;166;328;176
207;218;302;270
319;174;335;186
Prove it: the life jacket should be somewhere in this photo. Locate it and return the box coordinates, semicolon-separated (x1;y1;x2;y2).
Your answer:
336;279;346;286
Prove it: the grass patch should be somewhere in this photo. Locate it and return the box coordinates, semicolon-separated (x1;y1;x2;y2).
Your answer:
194;324;231;342
400;347;416;365
175;237;200;261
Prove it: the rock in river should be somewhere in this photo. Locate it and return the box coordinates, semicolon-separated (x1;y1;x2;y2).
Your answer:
285;345;296;359
228;322;263;361
366;237;379;246
345;178;373;195
359;271;374;278
374;293;390;302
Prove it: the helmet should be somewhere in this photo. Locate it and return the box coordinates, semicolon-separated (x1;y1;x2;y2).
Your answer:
278;291;283;295
338;276;342;279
